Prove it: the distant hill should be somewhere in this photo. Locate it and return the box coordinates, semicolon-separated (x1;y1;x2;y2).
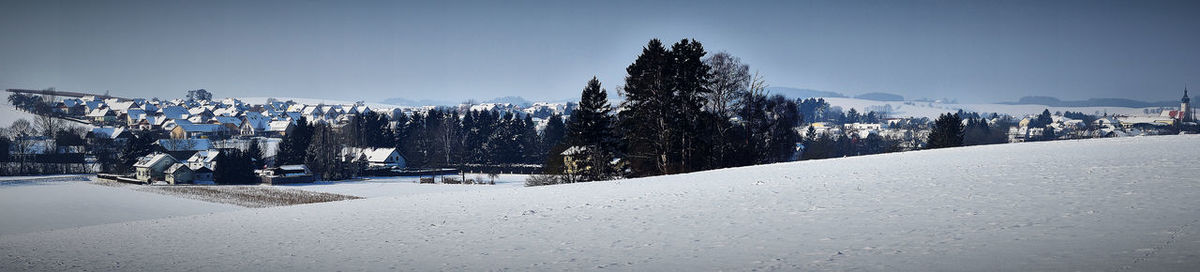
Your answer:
854;92;905;101
379;97;457;107
765;87;846;99
1002;96;1177;108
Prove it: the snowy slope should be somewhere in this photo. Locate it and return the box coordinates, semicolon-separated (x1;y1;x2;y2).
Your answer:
821;97;1154;119
284;174;530;198
0;106;41;128
0;181;242;236
2;136;1200;271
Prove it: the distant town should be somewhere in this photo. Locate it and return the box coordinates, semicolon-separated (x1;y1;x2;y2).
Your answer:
3;83;1195;185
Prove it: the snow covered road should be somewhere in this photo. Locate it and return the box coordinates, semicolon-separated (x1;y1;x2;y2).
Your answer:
2;135;1199;271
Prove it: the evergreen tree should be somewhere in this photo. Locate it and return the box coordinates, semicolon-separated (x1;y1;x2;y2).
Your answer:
564;77;618;181
0;136;9;162
214;148;256;185
117;131;157;175
540;114;568;175
670;39;714;173
846;108;860;123
618;38;712;177
926;113;964;149
276;117;312;165
1031;109;1053;128
246;139;265;170
540;114;566;157
1041;126;1057;141
518;114;540;163
400;112;429;168
306;123;356;180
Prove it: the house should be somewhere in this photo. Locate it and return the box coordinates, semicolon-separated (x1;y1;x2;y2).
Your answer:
160;105;189;119
264;120;294;137
170;123;228;139
86;127;132;146
156;139;212;160
211;116;242;127
560;146;590;176
186;150;220;170
192;167;214;184
134;153;177;182
164;163;195;184
358;147;406;169
260;165;314;185
125;109;148;126
86;108;117;123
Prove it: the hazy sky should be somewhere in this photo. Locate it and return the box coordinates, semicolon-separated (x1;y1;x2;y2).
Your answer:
2;0;1198;103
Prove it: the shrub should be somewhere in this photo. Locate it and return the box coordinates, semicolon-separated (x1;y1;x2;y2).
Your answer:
525;174;560;187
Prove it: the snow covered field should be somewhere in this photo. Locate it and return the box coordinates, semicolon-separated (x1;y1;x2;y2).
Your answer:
0;180;242;236
283;174;529;198
3;135;1200;271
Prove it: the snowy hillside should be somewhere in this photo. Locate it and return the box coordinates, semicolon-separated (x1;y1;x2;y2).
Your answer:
0;106;41;128
3;135;1200;270
820;97;1155;119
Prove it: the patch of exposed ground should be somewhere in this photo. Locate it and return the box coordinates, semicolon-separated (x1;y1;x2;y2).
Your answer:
91;179;361;208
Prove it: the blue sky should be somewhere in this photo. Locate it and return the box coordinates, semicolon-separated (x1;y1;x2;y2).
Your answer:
2;0;1198;103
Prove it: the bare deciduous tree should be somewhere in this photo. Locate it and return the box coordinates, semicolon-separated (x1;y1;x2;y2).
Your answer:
10;118;37;138
703;51;751;118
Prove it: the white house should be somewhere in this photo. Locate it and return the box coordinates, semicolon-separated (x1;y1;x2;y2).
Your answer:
134;153;177;182
345;147;406;169
186;150;220;170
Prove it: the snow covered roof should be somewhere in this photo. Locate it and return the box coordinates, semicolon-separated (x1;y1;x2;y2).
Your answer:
165;163;193;174
212;116;242;126
187;150;220;164
126;109;147;120
362;148;399;162
89;127;128;139
160;106;189;119
176;123;225;133
279;165;308;171
561;146;589;156
134;153;175;168
108;101;136;112
156;139;213;151
85;100;105;110
85;108;113;117
267;120;293;132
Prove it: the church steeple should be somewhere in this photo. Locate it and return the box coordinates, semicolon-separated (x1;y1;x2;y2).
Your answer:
1182;84;1194;122
1185;85;1190;103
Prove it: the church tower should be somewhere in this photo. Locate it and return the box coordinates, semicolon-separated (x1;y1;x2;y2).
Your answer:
1183;86;1194;123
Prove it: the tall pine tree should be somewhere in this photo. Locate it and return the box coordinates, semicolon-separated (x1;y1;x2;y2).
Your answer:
926;113;964;149
564;77;618;181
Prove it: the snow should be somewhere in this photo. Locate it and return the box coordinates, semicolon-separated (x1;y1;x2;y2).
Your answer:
820;97;1155;119
0;106;42;128
2;136;1200;270
0;180;241;236
284;174;530;198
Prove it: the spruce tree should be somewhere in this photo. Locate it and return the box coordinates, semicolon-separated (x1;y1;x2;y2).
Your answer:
619;39;673;176
247;139;265;169
277;117;312;165
926;113;964;149
564;77;618;181
618;38;714;177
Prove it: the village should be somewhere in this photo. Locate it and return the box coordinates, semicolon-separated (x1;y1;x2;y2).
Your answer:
4;87;1195;185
